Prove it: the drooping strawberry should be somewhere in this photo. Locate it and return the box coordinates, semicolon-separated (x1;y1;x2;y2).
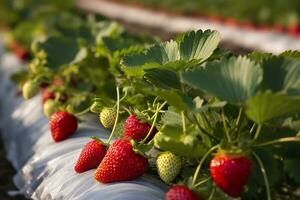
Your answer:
165;185;202;200
22;80;39;99
156;151;182;183
210;154;252;198
94;139;148;183
49;111;78;142
74;138;107;173
124;115;157;142
99;107;116;128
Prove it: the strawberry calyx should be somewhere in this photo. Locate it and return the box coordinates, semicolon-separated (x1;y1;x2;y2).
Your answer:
215;148;251;158
131;139;154;159
90;136;106;147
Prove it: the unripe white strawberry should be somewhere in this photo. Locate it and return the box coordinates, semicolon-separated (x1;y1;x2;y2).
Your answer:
44;100;60;117
156;151;181;183
99;107;116;128
22;80;39;100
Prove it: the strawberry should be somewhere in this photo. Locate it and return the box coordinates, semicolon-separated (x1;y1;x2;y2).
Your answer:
15;47;29;61
165;185;202;200
124;115;157;142
210;154;252;198
22;80;39;99
74;138;107;173
99;107;116;128
43;100;60;117
41;88;55;104
53;78;64;86
156;152;181;183
9;41;28;61
94;139;148;183
49;111;78;142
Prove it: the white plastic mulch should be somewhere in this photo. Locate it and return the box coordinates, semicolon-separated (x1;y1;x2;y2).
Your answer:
0;45;166;200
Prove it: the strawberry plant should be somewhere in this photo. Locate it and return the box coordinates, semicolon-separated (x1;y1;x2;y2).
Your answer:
2;2;300;199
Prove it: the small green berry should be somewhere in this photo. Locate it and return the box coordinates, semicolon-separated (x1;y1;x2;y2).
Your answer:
22;80;39;100
99;107;116;128
44;100;60;117
156;151;181;183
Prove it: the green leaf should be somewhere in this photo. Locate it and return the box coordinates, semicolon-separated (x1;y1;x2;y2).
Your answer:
246;91;300;124
10;69;29;84
261;57;300;95
154;124;208;158
192;101;227;113
143;69;181;89
121;29;221;76
161;107;182;126
248;51;273;63
121;40;179;75
284;158;300;184
39;36;79;70
280;50;300;60
151;89;194;111
182;56;263;104
179;30;221;62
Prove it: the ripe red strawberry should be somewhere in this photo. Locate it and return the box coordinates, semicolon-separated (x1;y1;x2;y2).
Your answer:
15;47;29;61
10;41;29;61
49;111;78;142
94;139;148;183
210;154;252;198
74;138;107;173
124;115;157;142
165;185;202;200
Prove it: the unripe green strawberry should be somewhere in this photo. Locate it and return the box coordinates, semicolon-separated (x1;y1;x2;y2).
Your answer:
44;100;60;117
22;80;39;100
99;107;116;128
156;151;181;183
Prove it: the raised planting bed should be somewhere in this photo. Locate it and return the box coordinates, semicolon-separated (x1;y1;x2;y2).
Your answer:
75;0;300;54
1;1;300;200
0;48;166;200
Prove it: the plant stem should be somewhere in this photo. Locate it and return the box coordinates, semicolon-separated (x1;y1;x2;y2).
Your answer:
193;177;211;188
192;145;219;187
254;137;300;148
107;86;120;145
74;106;92;116
119;88;128;102
201;112;212;129
222;109;231;143
193;114;220;142
253;124;262;141
252;152;271;200
250;123;256;135
181;111;186;135
122;106;131;115
235;108;243;128
139;101;167;146
208;185;216;200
